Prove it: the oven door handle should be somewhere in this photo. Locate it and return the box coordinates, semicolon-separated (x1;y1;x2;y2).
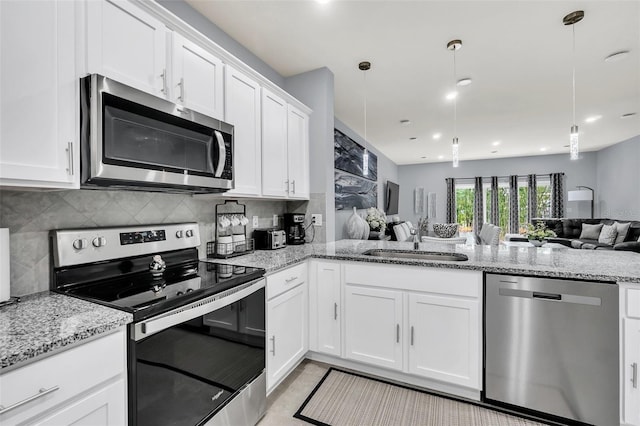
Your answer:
133;278;265;341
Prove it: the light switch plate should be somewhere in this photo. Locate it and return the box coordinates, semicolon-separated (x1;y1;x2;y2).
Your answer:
272;215;278;227
252;216;259;227
311;214;322;226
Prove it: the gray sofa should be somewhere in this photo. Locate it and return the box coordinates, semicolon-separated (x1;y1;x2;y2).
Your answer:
533;218;640;253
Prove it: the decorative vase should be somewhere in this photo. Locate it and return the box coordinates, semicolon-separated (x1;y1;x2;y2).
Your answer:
361;218;370;240
529;239;544;247
346;207;367;239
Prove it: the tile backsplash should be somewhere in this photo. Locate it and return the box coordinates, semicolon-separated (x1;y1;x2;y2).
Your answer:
0;189;290;296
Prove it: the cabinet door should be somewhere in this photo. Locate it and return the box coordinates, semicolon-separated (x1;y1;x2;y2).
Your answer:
286;105;309;200
87;0;166;97
261;89;288;198
266;283;308;391
311;262;341;356
0;0;78;188
408;293;480;389
344;285;403;370
28;379;126;426
224;66;262;196
171;33;224;120
624;318;640;425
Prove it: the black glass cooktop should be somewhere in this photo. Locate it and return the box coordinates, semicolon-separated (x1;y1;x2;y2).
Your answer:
54;250;264;321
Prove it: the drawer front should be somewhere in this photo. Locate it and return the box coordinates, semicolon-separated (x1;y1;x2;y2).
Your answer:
627;288;640;318
0;329;126;424
267;263;307;300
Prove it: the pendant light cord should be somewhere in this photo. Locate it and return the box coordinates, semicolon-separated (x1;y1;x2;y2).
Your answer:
363;69;367;144
453;47;457;137
572;23;576;126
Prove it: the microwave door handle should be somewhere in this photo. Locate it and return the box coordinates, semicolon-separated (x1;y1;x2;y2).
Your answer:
214;130;226;178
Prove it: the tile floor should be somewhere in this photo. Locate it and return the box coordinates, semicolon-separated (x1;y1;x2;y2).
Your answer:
258;360;550;426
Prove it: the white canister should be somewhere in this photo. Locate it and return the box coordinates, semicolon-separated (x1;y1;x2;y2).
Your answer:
0;228;10;302
217;236;234;255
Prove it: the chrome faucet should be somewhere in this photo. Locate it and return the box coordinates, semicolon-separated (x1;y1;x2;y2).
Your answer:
410;228;419;249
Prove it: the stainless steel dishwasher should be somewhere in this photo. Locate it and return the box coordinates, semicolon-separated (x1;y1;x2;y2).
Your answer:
484;274;619;426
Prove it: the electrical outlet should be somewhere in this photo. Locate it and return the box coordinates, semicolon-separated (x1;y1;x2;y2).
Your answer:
252;216;259;227
311;214;322;226
272;214;278;227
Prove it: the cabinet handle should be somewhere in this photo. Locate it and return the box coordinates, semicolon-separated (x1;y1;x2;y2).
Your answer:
270;336;276;356
0;386;60;415
396;324;400;343
160;69;167;94
334;303;338;320
285;180;290;193
285;276;298;284
410;326;414;346
178;77;185;102
633;362;638;389
66;142;74;175
292;180;296;194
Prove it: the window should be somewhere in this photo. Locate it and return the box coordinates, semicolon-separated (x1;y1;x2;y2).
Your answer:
455;184;474;234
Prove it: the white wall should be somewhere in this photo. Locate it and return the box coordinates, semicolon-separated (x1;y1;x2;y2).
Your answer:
596;135;640;220
334;118;399;240
397;152;599;227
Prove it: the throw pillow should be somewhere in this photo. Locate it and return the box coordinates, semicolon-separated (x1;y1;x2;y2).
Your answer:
614;221;631;244
579;223;603;240
598;224;617;245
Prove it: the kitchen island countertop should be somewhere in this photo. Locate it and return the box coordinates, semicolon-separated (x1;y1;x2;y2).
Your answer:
0;292;132;371
206;239;640;284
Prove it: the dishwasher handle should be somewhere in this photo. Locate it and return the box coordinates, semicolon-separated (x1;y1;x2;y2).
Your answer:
532;291;562;300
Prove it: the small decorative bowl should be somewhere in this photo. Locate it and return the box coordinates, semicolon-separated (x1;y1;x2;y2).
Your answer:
433;223;459;238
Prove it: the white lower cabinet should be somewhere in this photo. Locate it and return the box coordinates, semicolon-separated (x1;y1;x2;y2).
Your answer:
408;293;480;388
309;261;341;356
621;284;640;426
0;329;127;426
266;264;308;393
344;285;403;370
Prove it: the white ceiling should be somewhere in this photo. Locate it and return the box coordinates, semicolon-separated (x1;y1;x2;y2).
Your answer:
185;0;640;165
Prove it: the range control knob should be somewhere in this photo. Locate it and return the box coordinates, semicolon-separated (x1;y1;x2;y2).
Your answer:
176;230;184;238
185;229;194;238
92;236;107;248
72;238;88;250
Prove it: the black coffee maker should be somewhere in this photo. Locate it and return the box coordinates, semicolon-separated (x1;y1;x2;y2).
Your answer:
284;213;305;245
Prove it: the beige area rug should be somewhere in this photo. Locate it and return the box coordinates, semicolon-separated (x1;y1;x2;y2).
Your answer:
295;369;549;426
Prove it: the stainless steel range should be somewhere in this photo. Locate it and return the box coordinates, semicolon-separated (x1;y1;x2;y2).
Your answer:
51;223;266;426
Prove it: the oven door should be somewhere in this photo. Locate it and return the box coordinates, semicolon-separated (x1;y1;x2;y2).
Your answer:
129;278;265;426
81;74;233;193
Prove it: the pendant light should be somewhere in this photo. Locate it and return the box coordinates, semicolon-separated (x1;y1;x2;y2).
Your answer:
447;40;462;168
563;10;584;160
359;61;371;176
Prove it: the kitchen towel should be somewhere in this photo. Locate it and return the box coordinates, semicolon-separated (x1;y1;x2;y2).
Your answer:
0;228;9;302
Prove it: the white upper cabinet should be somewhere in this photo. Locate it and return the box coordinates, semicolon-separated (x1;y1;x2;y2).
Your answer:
261;89;289;198
171;32;224;120
87;0;167;97
287;104;310;200
0;0;79;189
224;66;262;197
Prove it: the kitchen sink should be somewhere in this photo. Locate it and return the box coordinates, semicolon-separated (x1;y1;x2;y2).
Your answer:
362;249;468;262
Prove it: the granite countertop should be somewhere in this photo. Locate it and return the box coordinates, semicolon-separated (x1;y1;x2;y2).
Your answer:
207;239;640;283
0;292;132;371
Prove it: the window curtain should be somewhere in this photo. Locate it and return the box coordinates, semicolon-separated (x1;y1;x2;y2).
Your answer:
445;178;456;223
473;177;484;237
490;176;499;225
527;174;537;223
508;175;519;233
550;172;565;218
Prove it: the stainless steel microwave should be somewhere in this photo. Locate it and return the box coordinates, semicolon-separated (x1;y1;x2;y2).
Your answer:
80;74;233;193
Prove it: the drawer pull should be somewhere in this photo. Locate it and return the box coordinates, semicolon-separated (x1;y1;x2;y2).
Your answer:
396;324;400;343
0;386;60;415
632;362;638;389
270;336;276;356
410;326;415;346
285;276;298;283
334;302;338;320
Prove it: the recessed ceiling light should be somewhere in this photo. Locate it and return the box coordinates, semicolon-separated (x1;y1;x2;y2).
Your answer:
456;78;472;87
400;119;411;126
409;137;417;141
315;0;331;4
540;147;547;152
604;50;630;62
432;133;442;140
585;115;602;123
492;141;501;146
445;91;458;100
621;112;637;119
438;155;444;160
